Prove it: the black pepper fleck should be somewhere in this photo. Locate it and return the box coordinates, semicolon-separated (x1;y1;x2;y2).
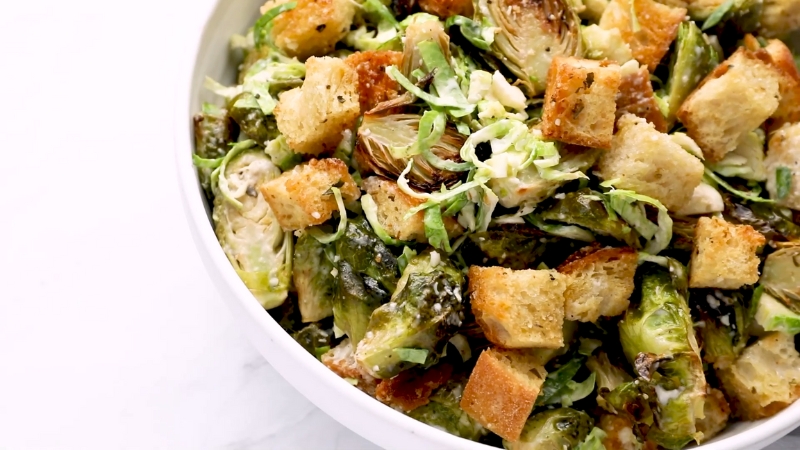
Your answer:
316;24;326;32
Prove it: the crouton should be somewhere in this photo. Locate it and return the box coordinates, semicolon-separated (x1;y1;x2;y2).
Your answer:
677;48;782;162
765;122;800;210
344;51;403;114
758;0;800;38
689;216;765;289
362;177;463;242
599;0;686;71
275;57;360;155
615;63;667;132
558;246;638;322
460;348;547;442
322;339;378;395
418;0;474;18
375;364;453;412
599;414;645;450
764;40;800;129
696;387;730;443
541;57;622;149
595;114;704;211
260;0;355;59
468;266;567;348
719;332;800;420
260;158;360;230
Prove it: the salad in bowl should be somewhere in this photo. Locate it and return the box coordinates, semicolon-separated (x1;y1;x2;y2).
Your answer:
189;0;800;446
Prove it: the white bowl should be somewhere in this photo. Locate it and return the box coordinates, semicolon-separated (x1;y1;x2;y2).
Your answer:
174;1;800;448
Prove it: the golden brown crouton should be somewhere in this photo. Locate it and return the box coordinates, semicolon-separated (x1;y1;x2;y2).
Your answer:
765;122;800;210
719;332;800;420
418;0;474;18
595;114;705;211
599;0;686;71
260;0;355;59
460;349;546;442
616;64;667;132
344;51;403;114
689;216;765;289
275;57;361;155
321;339;378;395
758;0;800;38
764;39;800;129
558;246;638;322
468;266;567;349
541;57;622;149
362;177;463;242
260;158;360;230
677;48;782;162
696;387;731;443
375;364;453;412
599;414;645;450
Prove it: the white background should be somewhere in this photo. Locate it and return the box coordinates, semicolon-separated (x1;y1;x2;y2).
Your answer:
0;0;798;449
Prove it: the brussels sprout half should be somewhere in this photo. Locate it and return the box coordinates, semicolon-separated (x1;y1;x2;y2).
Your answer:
760;247;800;310
504;408;593;450
476;0;582;96
293;233;335;323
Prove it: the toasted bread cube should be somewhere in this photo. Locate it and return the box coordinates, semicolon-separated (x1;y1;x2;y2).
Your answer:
689;217;765;289
764;40;800;129
595;114;704;211
616;63;667;132
758;0;800;38
260;158;360;230
322;339;378;396
362;177;463;242
375;364;452;412
599;0;686;71
541;57;622;149
260;0;355;59
275;57;360;155
719;332;800;420
468;266;566;348
460;349;546;442
696;387;731;443
558;246;638;322
766;122;800;210
344;51;403;114
418;0;474;18
677;48;782;162
598;414;643;450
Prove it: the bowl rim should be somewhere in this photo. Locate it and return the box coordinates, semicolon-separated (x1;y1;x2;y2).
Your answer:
172;1;800;448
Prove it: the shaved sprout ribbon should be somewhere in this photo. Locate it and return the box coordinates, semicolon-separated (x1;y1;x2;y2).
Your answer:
217;140;258;209
308;187;348;244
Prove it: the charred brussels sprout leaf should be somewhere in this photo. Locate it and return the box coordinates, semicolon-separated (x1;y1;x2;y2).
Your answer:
355;252;465;378
760;247;800;310
293;233;335;323
504;408;593;450
292;323;332;357
723;194;800;242
408;376;488;441
575;427;607;450
229;92;280;145
460;225;552;270
193;104;234;195
587;351;632;393
213;147;291;309
335;216;399;293
536;356;597;407
662;22;720;127
693;289;749;369
476;0;582;96
537;190;639;247
332;259;388;344
600;381;655;426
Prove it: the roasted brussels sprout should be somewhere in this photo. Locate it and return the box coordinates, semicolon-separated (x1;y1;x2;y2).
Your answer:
408;376;488;441
503;408;593;450
476;0;583;95
213;144;291;309
693;289;750;369
754;291;800;335
587;351;632;393
723;194;800;243
760;247;800;309
293;233;335;323
229;92;280;145
710;130;767;182
292;323;333;357
537;189;640;247
193;103;234;195
661;21;720;126
354;113;467;190
355;251;465;378
536;355;597;407
459;225;552;270
335;216;399;294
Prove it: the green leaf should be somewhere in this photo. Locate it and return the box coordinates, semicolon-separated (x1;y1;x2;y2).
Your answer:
705;168;774;203
307;187;348;244
575;427;608;450
254;2;297;48
776;166;793;200
393;347;430;364
702;0;735;30
445;15;493;50
192;154;224;169
424;206;452;252
398;246;418;274
536;357;597;407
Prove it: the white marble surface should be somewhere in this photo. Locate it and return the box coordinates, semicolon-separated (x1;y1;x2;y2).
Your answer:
0;1;799;449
